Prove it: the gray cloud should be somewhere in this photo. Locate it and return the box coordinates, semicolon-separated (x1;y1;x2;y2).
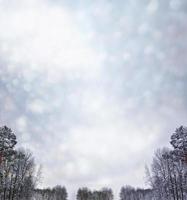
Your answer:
0;0;187;199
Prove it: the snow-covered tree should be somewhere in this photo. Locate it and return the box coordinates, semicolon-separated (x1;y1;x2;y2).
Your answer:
146;126;187;200
0;126;39;200
0;126;17;164
170;126;187;163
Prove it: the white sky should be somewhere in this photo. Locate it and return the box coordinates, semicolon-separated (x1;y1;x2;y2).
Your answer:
0;0;187;199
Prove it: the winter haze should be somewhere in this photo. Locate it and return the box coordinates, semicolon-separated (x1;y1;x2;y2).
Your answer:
0;0;187;198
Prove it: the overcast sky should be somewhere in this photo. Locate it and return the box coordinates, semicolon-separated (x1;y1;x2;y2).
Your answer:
0;0;187;199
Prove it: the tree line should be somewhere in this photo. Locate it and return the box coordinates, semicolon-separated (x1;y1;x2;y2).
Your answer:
34;186;68;200
0;125;187;200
